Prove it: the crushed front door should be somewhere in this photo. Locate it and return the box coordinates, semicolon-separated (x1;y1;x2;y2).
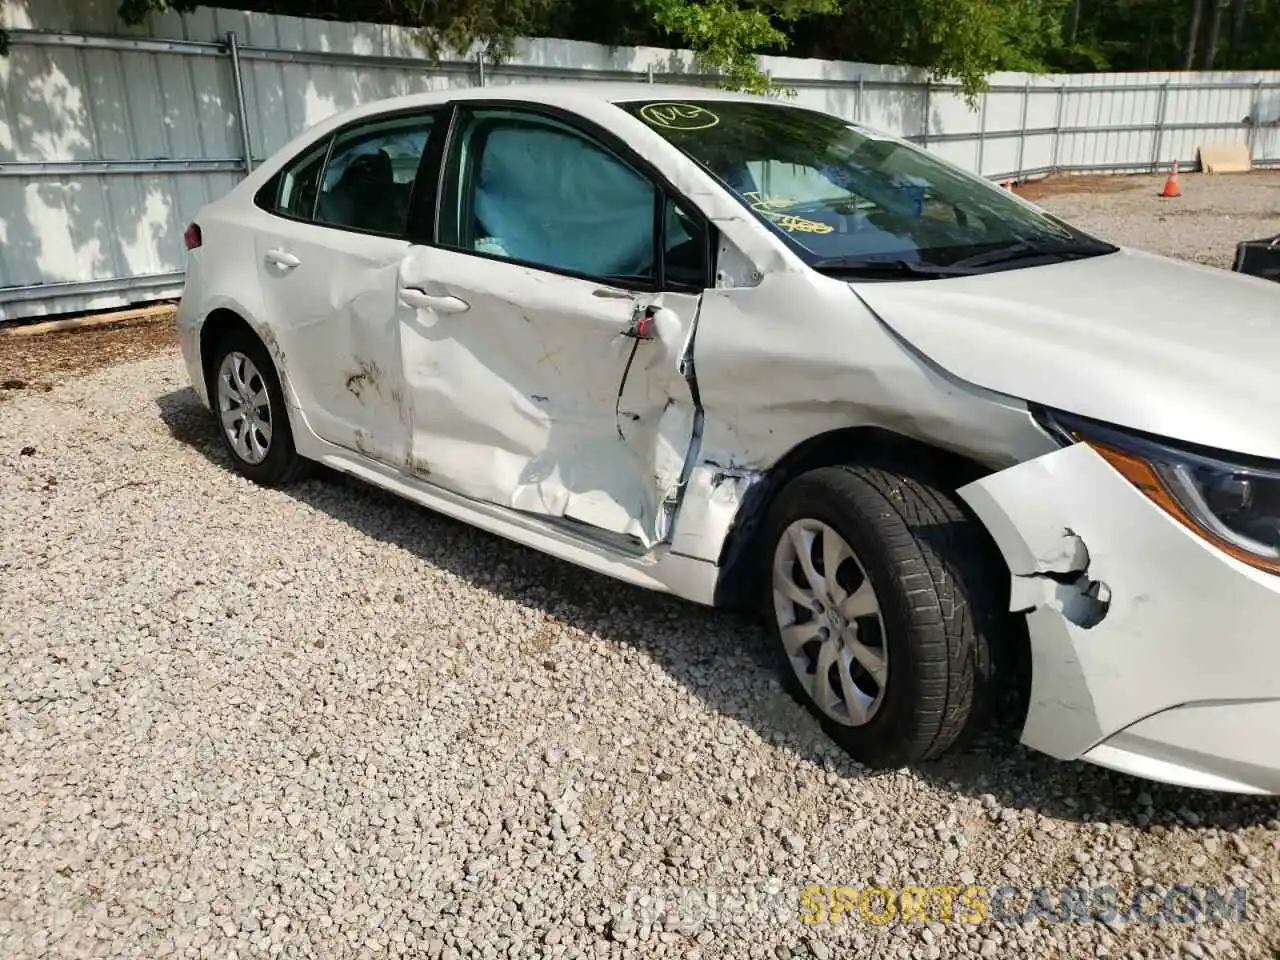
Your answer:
396;246;700;547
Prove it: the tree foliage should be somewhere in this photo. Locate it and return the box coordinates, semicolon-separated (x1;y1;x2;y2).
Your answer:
3;0;1280;100
648;0;838;93
790;0;1070;98
1050;0;1280;72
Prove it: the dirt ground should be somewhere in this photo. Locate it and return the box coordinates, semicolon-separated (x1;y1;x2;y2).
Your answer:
0;310;179;397
1014;173;1151;201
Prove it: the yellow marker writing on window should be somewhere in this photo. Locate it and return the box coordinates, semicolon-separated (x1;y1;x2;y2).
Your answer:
742;191;834;234
639;102;720;131
744;191;796;212
771;214;835;234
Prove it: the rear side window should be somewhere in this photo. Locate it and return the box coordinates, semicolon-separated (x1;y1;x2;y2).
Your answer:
277;144;327;219
254;112;435;237
316;115;435;236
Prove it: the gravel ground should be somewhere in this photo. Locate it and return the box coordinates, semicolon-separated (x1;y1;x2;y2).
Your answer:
3;177;1280;960
1022;170;1280;269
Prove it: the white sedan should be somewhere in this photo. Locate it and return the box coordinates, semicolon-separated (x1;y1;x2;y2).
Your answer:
178;82;1280;794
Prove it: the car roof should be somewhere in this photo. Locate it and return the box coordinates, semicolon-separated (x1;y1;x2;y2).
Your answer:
454;81;770;104
315;81;796;126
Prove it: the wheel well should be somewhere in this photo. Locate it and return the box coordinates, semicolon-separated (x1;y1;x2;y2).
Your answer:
198;308;258;384
713;426;994;606
712;424;1031;729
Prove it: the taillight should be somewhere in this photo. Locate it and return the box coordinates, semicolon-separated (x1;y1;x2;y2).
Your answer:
184;223;202;250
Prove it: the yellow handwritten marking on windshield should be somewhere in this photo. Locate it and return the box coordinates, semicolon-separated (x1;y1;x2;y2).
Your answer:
745;192;796;212
743;191;835;234
639;102;720;131
771;214;834;234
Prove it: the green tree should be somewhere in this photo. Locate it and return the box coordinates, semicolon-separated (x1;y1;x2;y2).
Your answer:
6;0;1280;96
1051;0;1280;71
100;0;836;93
788;0;1069;100
647;0;838;93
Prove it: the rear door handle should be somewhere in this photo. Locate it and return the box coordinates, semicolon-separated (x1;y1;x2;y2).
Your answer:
264;249;300;269
400;288;470;314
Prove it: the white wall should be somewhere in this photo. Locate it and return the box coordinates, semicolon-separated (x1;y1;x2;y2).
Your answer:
2;0;1278;320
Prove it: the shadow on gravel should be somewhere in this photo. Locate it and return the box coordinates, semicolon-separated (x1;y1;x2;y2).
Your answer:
157;386;1280;830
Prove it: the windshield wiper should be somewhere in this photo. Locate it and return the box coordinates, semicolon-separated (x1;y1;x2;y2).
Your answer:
949;238;1118;270
810;256;976;280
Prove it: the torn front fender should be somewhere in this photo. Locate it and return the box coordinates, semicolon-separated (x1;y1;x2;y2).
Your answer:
958;441;1280;764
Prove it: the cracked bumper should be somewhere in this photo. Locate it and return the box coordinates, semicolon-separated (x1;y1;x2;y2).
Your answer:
959;442;1280;795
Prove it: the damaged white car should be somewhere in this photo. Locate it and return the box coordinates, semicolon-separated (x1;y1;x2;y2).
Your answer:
178;83;1280;794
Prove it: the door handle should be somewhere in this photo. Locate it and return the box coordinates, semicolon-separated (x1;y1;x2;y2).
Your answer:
400;288;470;314
264;249;300;269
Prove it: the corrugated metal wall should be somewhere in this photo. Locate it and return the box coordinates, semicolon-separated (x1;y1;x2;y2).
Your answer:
2;0;1278;321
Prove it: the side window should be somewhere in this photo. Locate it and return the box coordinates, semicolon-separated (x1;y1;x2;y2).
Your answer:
313;114;436;236
261;141;327;220
440;109;658;282
662;195;709;290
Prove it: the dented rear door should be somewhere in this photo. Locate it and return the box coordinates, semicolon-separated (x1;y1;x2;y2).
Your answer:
253;223;412;468
252;107;443;468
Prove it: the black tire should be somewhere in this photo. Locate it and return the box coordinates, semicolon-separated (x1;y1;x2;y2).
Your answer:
760;465;1003;769
205;325;313;487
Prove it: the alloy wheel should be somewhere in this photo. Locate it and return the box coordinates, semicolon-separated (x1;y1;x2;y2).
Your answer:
772;518;889;727
216;351;273;465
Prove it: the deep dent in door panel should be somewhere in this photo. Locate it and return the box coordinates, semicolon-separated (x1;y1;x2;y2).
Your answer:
614;295;705;544
398;254;701;547
255;228;410;468
323;256;411;468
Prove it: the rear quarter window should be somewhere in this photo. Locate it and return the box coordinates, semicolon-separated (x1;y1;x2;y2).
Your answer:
254;141;329;221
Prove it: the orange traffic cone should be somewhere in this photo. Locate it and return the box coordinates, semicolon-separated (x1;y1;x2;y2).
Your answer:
1160;160;1181;198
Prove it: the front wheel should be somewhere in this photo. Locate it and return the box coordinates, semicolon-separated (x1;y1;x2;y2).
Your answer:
761;465;1003;769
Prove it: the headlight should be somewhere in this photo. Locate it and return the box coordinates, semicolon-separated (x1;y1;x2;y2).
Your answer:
1035;406;1280;574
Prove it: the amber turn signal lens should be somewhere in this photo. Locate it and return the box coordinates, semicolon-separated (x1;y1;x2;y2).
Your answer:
1086;439;1280;575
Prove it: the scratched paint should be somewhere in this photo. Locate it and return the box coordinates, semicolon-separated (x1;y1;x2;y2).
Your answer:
344;356;383;400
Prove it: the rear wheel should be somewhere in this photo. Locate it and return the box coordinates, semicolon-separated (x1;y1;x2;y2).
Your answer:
761;464;1002;768
206;326;312;486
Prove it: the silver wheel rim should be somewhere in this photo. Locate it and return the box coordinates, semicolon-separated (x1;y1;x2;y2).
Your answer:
772;519;888;727
216;351;273;465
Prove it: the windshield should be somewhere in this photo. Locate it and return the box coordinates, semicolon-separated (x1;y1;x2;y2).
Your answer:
618;99;1115;275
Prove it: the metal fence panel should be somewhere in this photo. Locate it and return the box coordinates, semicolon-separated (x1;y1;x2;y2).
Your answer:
2;0;1279;320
